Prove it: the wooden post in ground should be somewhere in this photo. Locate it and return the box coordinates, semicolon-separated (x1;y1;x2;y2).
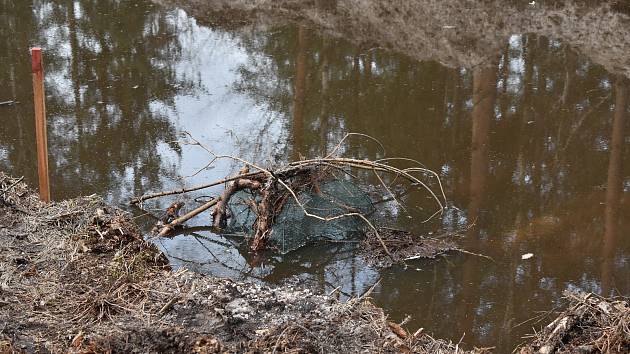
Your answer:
31;47;50;202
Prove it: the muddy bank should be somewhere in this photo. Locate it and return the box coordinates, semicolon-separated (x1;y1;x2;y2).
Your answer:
0;173;473;353
155;0;630;77
1;179;628;353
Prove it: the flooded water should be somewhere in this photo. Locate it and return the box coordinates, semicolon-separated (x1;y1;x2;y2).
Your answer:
1;0;629;351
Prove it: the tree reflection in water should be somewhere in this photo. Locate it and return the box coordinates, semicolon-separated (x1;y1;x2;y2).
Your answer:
0;0;197;201
219;24;630;350
0;1;628;351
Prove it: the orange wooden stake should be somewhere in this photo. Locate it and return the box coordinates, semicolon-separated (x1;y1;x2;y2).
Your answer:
31;47;50;202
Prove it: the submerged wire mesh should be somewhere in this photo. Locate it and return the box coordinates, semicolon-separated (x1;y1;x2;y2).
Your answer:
225;179;374;254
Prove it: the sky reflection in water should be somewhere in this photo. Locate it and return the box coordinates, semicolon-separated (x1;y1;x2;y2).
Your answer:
0;0;628;350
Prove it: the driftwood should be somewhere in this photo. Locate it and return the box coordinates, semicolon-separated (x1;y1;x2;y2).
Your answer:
138;132;447;259
250;186;273;251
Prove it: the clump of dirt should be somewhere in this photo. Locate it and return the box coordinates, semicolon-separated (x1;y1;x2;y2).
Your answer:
518;290;630;354
0;172;477;353
361;228;460;268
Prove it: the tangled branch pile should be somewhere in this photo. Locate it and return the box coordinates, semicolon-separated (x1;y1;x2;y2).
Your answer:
0;172;475;353
518;290;630;354
133;133;448;261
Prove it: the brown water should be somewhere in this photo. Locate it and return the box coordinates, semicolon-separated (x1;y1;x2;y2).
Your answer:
1;0;629;351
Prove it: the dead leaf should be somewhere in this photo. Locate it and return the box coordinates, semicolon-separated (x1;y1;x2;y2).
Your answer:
71;331;84;347
23;265;38;277
388;321;408;339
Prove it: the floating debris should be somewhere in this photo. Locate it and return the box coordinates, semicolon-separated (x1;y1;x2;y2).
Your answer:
521;253;534;260
361;228;460;268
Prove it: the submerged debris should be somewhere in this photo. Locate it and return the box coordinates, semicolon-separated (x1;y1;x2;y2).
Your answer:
518;290;630;354
227;178;374;254
135;132;449;266
361;228;460;268
0;173;475;353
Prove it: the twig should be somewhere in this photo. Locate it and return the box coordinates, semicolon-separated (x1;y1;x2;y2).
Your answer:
1;176;24;197
272;326;293;354
325;132;386;159
129;171;264;204
355;279;381;304
375;156;448;205
328;286;342;296
157;297;178;316
372;168;408;214
456;249;495;262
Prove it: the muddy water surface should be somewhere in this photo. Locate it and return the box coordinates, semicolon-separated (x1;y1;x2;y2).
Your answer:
1;0;629;351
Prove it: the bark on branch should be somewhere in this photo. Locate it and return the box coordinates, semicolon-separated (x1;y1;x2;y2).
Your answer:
212;178;262;229
157;198;219;237
251;186;273;251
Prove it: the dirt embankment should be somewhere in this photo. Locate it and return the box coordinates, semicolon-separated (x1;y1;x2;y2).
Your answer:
0;173;472;353
155;0;630;77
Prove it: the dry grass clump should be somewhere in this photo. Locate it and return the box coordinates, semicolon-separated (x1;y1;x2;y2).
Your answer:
518;290;630;354
0;173;171;351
